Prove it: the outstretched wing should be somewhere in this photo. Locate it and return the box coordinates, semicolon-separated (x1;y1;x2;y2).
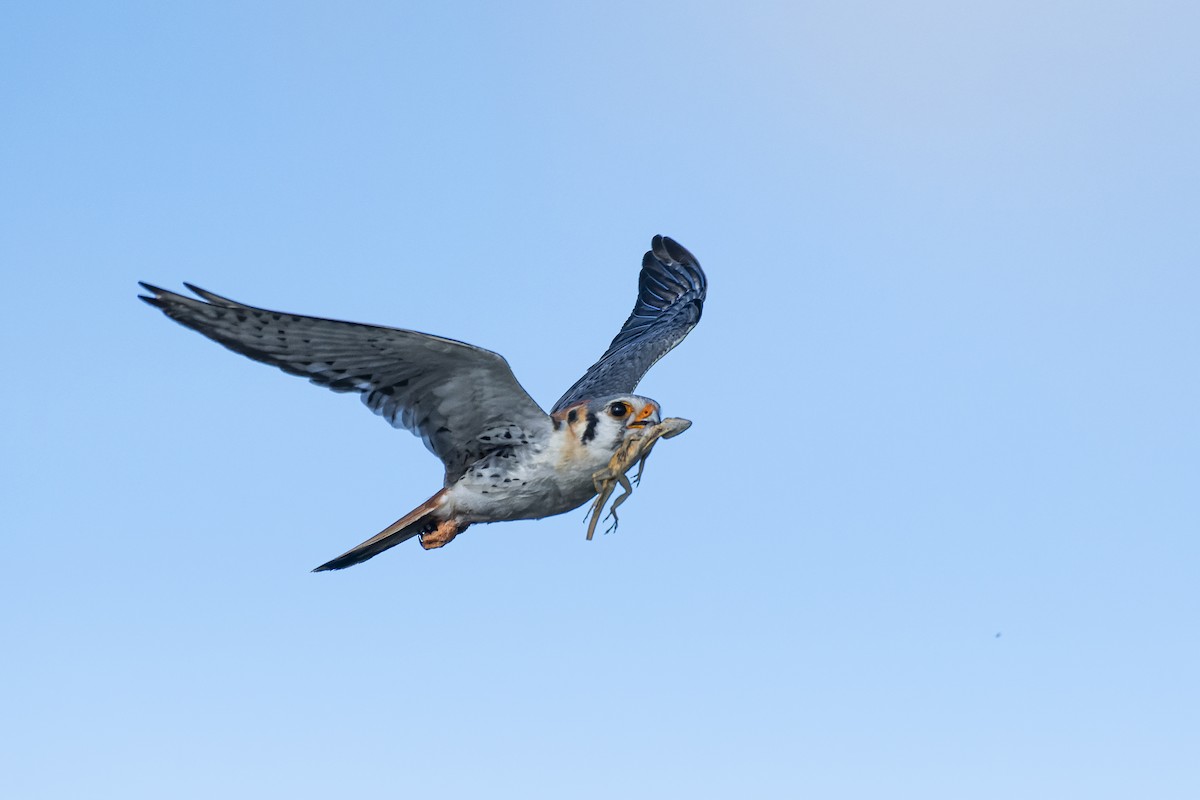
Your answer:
139;283;551;482
552;235;707;412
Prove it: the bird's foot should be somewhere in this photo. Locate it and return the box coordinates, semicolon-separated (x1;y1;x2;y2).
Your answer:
420;518;463;550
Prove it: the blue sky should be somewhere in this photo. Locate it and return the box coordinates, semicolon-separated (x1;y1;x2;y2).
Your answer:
2;2;1197;797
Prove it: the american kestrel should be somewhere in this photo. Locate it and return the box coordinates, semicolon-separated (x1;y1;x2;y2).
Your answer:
139;235;707;571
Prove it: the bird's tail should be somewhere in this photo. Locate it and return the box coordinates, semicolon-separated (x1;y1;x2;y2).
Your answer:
312;489;461;571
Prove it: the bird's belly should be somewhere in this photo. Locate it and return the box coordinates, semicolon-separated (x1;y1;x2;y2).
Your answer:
449;450;606;523
455;482;592;522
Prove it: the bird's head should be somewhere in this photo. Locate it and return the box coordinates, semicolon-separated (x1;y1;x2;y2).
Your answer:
556;395;661;450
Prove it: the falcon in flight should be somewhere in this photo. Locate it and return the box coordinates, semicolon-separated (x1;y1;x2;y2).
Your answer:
140;235;707;571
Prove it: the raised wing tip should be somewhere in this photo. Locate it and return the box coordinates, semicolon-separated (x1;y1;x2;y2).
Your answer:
647;235;700;270
643;237;706;303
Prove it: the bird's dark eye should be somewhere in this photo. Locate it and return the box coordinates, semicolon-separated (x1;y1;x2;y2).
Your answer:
609;402;629;418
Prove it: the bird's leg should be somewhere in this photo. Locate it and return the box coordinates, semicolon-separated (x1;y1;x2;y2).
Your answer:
419;518;463;550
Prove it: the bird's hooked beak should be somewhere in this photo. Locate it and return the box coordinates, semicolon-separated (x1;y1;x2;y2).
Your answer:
626;402;660;430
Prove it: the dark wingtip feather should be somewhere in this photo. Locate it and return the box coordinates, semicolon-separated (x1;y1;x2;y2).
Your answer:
651;235;698;267
138;282;169;306
183;283;242;307
139;282;202;308
643;236;705;296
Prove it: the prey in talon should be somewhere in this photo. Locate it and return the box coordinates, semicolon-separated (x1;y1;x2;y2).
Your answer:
140;235;706;570
587;417;692;540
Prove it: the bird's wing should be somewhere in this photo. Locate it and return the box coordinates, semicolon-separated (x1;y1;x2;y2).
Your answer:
552;235;707;412
140;283;551;482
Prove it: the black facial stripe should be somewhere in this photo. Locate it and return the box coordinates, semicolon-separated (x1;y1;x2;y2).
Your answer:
581;412;599;444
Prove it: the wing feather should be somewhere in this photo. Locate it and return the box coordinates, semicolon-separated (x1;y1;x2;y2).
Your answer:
552;236;707;412
139;284;550;482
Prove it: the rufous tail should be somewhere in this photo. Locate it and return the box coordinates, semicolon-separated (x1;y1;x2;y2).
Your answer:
312;489;463;571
